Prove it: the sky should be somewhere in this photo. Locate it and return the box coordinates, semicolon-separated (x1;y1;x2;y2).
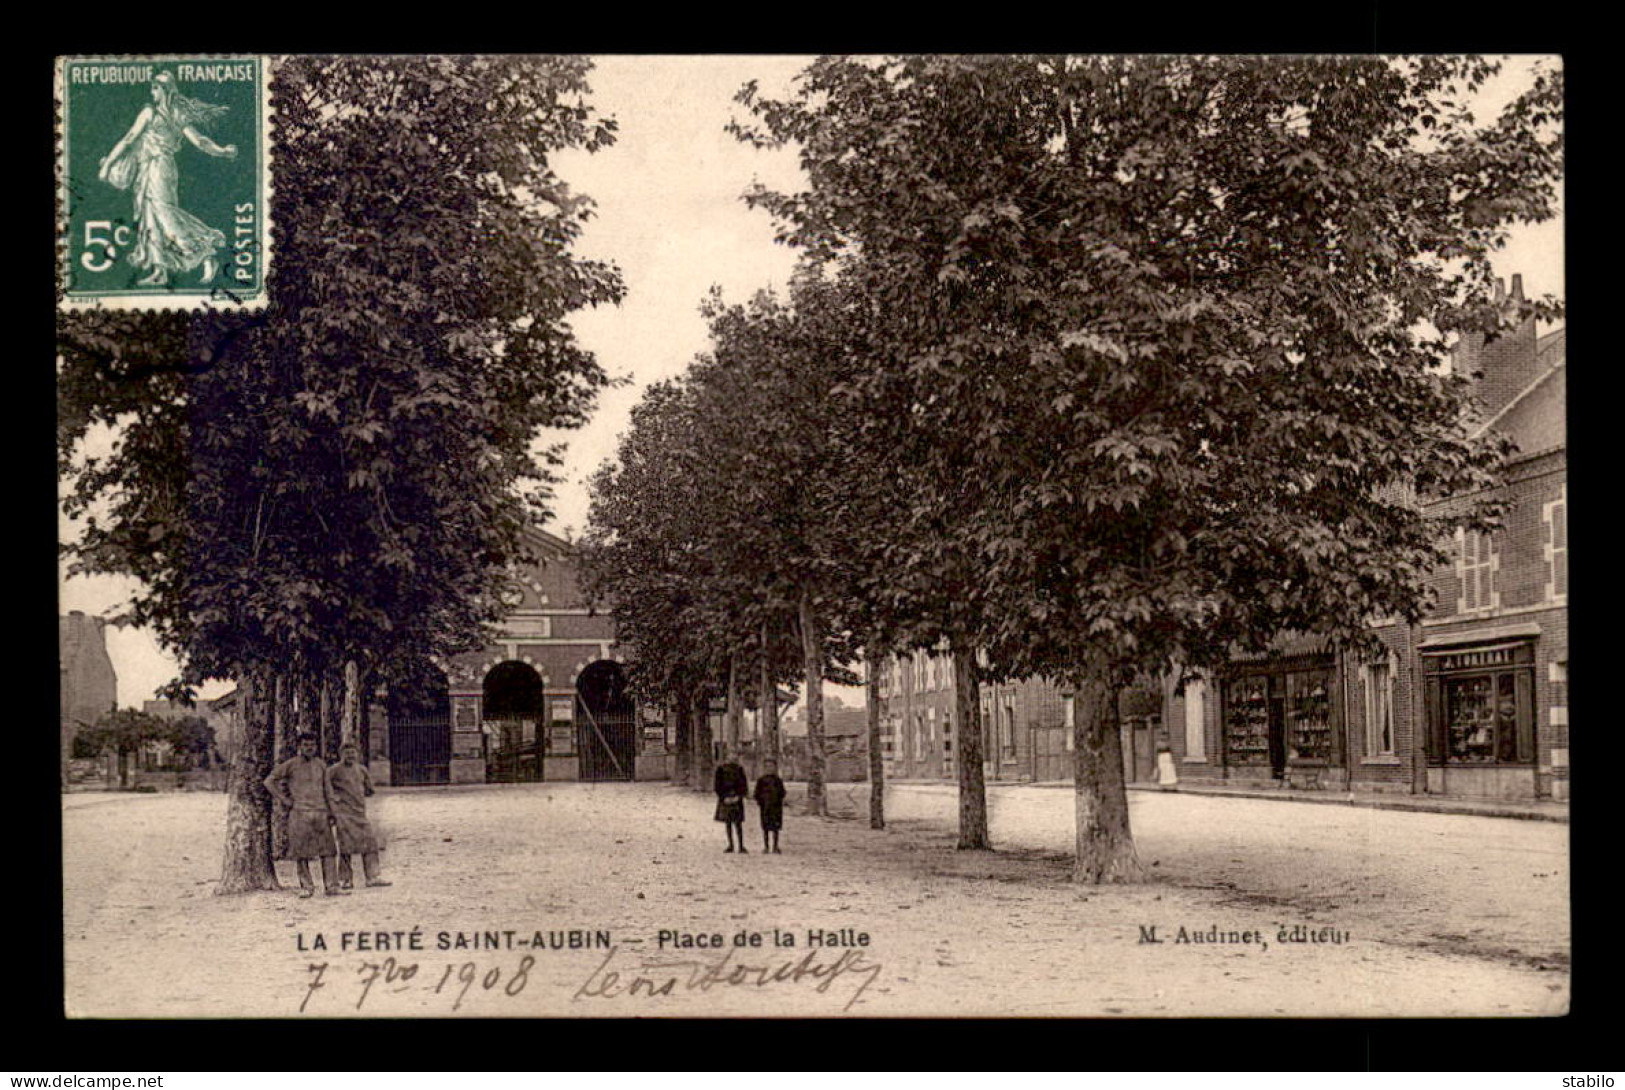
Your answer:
57;55;1563;710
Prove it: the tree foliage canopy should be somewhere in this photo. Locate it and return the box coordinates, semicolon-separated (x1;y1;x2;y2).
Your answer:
58;56;625;692
732;54;1564;687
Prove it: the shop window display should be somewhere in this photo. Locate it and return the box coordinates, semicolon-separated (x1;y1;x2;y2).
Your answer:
1287;670;1332;762
1224;676;1271;765
1424;641;1535;766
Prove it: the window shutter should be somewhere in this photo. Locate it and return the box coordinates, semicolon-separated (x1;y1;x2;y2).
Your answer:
1455;529;1470;613
1515;670;1535;763
1424;677;1443;761
1489;534;1501;609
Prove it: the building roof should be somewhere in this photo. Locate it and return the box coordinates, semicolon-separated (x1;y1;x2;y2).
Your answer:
1474;325;1565;456
781;703;867;738
1536;326;1566;370
1230;631;1334;664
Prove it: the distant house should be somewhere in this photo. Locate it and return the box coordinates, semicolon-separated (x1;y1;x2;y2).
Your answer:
140;696;231;771
779;698;868;781
59;611;117;788
874;650;1162;786
210;687;243;770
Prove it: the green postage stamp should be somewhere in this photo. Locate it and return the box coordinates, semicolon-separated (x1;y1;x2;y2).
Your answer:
56;56;272;311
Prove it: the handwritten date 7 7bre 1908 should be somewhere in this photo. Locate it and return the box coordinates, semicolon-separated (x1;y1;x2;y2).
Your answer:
300;945;884;1013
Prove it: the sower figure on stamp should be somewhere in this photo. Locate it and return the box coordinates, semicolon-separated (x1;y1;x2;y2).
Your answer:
97;70;237;286
714;748;749;854
263;732;346;898
753;758;787;854
327;742;391;890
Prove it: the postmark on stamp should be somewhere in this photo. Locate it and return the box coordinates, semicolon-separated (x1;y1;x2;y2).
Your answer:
56;56;272;311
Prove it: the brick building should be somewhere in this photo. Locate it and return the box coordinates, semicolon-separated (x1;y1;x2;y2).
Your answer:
367;527;669;786
1410;278;1566;800
1166;276;1566;801
59;611;117;788
875;650;1164;785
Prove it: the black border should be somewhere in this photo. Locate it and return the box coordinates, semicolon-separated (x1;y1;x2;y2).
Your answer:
39;19;1600;1075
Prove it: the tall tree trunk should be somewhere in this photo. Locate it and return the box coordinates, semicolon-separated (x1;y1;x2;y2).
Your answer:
952;642;991;850
866;651;885;830
726;653;743;753
355;664;373;763
295;669;319;746
218;663;279;893
692;690;713;790
671;698;690;787
342;659;361;748
759;619;781;765
1073;652;1143;883
271;672;292;861
799;590;826;817
320;669;342;764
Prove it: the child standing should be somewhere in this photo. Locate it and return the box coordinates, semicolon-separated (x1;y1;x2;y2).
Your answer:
753;758;787;854
326;742;391;889
263;732;345;898
714;749;749;853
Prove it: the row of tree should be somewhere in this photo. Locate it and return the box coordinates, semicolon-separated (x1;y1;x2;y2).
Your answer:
72;708;218;786
57;57;625;892
579;55;1563;880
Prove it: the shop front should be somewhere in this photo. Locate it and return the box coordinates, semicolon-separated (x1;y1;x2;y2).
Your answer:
1221;650;1343;788
1422;636;1538;799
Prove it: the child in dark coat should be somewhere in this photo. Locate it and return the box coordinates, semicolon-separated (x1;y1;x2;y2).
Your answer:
714;751;749;853
753;759;787;854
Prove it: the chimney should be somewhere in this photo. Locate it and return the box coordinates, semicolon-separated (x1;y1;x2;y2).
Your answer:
1473;273;1540;420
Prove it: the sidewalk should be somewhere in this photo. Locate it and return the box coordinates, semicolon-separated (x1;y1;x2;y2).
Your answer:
881;776;1568;822
1131;780;1570;822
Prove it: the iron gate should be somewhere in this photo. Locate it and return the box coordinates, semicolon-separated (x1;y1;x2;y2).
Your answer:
577;693;636;782
388;713;451;786
486;716;543;783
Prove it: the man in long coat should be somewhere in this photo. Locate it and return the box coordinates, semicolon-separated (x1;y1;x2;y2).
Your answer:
264;732;345;897
327;742;391;889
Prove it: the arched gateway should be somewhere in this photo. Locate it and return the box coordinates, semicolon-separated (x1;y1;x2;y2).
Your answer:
365;528;672;785
576;660;636;782
483;661;546;782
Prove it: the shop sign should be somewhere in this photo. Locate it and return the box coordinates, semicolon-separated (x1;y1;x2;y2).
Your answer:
1428;642;1531;673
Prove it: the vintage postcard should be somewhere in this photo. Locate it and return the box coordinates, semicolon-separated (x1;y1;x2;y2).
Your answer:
56;54;1567;1019
56;55;271;311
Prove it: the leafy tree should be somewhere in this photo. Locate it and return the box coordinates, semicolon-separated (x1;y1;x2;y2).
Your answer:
58;56;624;891
148;714;218;770
581;277;876;814
735;55;1563;880
687;283;861;813
78;709;168;788
580;379;719;787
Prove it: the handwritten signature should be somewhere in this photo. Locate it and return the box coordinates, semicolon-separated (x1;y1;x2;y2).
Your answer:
574;944;884;1012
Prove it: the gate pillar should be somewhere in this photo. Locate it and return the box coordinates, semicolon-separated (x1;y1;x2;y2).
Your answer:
366;696;390;785
449;692;485;784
